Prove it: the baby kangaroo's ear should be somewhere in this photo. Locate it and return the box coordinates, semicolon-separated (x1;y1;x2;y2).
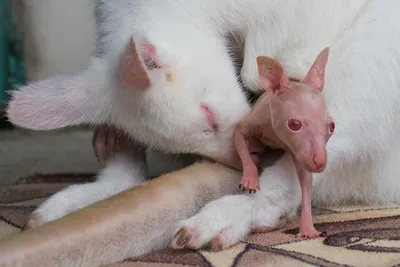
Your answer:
256;56;288;95
301;47;329;92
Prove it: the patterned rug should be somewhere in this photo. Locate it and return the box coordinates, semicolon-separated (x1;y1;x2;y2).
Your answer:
0;173;400;267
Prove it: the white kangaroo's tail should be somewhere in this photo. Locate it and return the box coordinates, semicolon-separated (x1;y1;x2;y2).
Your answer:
0;162;241;267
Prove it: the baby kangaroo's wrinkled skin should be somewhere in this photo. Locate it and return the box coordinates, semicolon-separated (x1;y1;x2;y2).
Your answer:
235;47;334;238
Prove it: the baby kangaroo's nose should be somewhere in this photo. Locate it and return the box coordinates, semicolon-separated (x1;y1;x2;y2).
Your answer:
312;154;326;173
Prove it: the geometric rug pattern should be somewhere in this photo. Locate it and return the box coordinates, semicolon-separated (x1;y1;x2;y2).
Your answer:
0;173;400;267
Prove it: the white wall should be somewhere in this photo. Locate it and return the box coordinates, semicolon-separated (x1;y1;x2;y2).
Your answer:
16;0;95;81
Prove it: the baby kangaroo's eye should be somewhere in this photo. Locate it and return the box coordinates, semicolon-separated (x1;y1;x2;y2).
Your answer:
329;121;335;134
287;119;302;132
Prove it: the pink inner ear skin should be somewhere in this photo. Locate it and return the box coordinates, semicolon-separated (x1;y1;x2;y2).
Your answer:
142;42;156;61
143;42;156;56
301;47;329;92
256;56;289;95
142;41;161;70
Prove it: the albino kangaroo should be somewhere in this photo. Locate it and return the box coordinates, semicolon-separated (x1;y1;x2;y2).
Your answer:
4;0;400;264
234;48;333;239
236;48;332;192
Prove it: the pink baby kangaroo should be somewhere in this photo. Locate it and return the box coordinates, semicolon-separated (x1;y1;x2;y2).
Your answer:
234;47;335;238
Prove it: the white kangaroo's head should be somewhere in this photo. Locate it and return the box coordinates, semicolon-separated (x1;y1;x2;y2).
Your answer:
6;36;250;169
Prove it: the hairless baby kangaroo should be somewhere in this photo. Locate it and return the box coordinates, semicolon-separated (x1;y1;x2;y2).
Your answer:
235;47;335;238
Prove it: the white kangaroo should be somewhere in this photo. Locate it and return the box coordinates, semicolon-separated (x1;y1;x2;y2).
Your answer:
5;0;400;260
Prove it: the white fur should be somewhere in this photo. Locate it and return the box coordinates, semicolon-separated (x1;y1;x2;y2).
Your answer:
174;154;302;249
6;0;400;255
174;0;400;248
31;145;148;225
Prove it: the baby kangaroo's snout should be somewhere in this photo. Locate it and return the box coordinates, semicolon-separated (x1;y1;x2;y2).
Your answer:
311;150;327;173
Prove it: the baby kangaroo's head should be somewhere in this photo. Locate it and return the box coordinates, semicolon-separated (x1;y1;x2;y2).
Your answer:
257;47;334;173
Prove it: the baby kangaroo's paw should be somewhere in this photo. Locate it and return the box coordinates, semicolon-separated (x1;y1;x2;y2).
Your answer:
239;176;260;194
296;226;327;239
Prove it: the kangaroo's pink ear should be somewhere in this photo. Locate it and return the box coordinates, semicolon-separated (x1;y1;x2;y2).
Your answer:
301;47;329;92
118;38;164;91
256;56;288;95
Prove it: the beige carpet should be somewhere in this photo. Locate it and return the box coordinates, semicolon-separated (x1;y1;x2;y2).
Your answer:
0;173;400;267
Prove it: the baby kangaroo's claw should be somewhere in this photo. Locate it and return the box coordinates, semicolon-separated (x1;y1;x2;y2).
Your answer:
239;177;260;194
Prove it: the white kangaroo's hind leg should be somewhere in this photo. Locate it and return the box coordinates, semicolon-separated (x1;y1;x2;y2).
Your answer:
24;143;148;229
247;154;301;234
171;194;254;251
171;154;301;251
